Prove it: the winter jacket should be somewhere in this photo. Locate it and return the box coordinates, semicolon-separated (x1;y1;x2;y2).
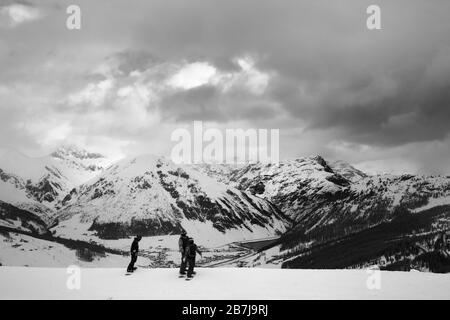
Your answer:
179;235;189;253
131;239;139;255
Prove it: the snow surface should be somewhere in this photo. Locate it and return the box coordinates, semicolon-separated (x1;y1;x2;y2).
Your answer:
0;231;274;269
0;233;128;267
0;180;30;204
0;267;449;300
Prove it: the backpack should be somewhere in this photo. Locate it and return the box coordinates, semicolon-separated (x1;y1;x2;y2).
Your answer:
187;244;197;258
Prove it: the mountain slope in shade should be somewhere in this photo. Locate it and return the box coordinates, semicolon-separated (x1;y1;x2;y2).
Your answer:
53;155;291;243
0;200;48;235
281;205;450;273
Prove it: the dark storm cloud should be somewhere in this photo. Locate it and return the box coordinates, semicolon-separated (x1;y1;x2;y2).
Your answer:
111;0;450;148
281;50;450;147
160;84;278;123
161;85;222;122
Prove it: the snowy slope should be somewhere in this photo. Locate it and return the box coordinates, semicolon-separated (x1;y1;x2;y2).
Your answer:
0;267;449;299
0;232;128;268
53;155;290;243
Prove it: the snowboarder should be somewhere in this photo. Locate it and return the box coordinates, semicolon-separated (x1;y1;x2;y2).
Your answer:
186;238;202;278
127;235;142;273
179;231;189;275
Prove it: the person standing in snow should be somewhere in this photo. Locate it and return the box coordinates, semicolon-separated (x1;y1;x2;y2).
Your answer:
186;238;202;278
127;235;142;272
179;231;189;275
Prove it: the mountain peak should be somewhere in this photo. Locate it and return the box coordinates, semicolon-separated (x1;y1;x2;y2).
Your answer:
328;160;368;182
309;155;334;173
51;145;104;161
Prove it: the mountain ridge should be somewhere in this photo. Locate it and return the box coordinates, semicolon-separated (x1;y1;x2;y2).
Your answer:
1;147;449;270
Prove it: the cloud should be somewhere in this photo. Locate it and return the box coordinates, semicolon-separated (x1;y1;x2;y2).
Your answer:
167;62;217;90
67;78;115;108
219;57;270;95
1;0;450;174
0;3;41;27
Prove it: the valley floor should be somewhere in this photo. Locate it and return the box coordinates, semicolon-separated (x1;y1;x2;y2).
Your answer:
0;267;448;300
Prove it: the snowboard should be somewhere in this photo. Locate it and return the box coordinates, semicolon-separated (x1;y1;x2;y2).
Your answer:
185;273;196;281
125;267;138;275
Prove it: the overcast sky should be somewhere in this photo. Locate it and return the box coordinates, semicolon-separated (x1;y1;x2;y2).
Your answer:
1;0;450;174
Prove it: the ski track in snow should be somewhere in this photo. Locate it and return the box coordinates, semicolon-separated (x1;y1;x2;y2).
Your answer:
0;267;449;300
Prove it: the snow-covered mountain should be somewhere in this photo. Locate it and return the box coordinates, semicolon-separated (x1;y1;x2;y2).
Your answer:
226;156;351;223
1;147;449;271
328;160;367;182
0;146;112;222
53;155;290;243
207;156;450;237
196;156;449;271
